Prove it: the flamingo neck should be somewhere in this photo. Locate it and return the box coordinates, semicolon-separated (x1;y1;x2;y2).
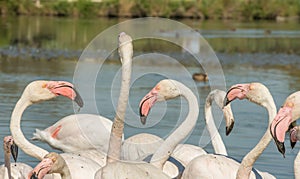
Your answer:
4;147;11;179
60;161;72;179
10;94;48;161
236;97;276;179
205;91;227;155
107;54;132;163
150;81;199;169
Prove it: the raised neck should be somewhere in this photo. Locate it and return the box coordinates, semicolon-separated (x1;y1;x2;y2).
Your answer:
150;81;199;169
10;94;48;161
4;145;11;179
107;49;132;163
236;96;276;179
205;90;227;155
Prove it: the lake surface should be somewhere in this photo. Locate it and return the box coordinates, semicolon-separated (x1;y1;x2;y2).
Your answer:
1;16;300;178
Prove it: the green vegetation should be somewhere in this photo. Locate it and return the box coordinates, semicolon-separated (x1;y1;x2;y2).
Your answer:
0;0;300;20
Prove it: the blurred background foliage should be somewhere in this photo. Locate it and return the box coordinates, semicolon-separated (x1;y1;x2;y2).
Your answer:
0;0;299;20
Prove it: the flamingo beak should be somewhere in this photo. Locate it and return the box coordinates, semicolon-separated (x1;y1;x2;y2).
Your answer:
270;106;293;157
49;81;84;107
139;90;158;125
28;158;53;179
226;123;234;136
29;172;39;179
222;105;235;136
10;141;18;163
223;84;250;107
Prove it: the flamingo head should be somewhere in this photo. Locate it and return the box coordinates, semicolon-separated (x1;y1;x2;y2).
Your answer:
28;152;63;179
24;80;83;107
224;83;271;107
3;136;18;162
139;79;181;125
222;105;235;136
224;82;272;135
118;32;133;64
270;91;300;156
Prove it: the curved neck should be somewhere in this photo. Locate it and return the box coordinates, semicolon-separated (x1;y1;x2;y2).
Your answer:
4;147;11;179
10;95;48;161
150;82;199;169
237;97;276;179
60;161;72;179
205;91;227;155
295;151;300;179
107;53;132;163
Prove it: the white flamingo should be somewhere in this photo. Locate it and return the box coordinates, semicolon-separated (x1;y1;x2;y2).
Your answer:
122;89;234;160
0;136;32;179
121;89;234;178
270;91;300;156
10;80;101;179
270;91;300;178
181;82;276;179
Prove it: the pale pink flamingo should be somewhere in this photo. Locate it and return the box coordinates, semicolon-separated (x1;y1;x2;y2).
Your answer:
270;91;300;156
122;89;234;161
269;91;300;179
121;89;234;178
181;82;276;179
0;136;32;179
95;79;200;178
9;80;101;179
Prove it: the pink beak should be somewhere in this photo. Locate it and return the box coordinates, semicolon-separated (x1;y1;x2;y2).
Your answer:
139;89;158;125
270;106;293;157
224;84;250;106
28;158;53;179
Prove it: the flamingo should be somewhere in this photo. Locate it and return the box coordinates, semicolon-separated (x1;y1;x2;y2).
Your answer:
181;82;276;179
270;91;300;157
0;136;32;179
122;89;234;161
270;92;300;178
121;89;234;178
9;80;101;179
288;125;300;178
95;78;202;178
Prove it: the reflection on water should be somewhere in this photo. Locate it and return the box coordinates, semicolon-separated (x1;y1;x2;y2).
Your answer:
0;16;300;178
1;16;300;55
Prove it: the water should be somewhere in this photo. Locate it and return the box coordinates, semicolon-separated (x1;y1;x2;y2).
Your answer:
1;16;300;178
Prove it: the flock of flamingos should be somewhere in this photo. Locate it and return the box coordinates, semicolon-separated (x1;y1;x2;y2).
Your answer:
0;32;300;179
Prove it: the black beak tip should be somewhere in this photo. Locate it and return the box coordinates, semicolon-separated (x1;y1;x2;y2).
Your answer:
291;141;296;149
140;115;147;125
275;140;286;157
74;92;84;108
223;97;230;107
10;143;18;163
30;173;39;179
226;122;234;136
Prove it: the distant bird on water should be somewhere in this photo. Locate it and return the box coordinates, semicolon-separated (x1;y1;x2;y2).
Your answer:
192;73;208;82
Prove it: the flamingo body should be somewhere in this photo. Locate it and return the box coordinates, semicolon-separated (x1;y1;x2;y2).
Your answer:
33;114;114;153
